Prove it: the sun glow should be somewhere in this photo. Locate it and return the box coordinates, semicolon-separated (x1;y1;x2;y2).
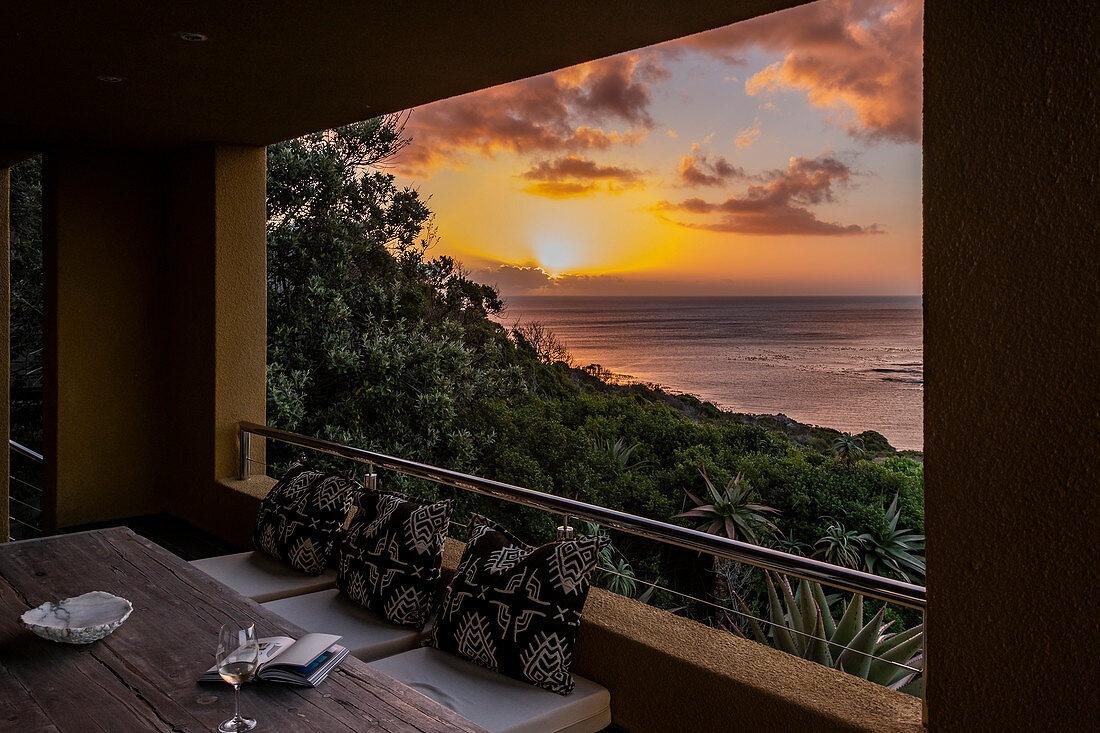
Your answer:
392;0;923;297
532;235;584;276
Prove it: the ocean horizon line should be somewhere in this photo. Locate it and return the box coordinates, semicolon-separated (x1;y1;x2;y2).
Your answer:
503;293;924;301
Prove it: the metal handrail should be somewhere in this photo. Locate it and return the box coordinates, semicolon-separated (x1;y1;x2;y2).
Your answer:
239;421;926;609
9;440;43;463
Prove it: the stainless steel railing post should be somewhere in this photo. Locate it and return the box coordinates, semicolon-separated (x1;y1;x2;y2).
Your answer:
239;428;251;480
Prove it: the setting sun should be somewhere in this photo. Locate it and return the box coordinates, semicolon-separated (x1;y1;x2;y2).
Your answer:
532;235;585;276
395;0;921;297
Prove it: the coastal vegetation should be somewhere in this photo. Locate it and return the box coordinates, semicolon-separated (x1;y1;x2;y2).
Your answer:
261;117;925;686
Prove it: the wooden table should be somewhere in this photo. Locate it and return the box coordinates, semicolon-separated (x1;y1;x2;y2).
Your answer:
0;527;487;732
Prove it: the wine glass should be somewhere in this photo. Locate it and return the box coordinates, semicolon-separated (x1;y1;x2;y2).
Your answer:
216;623;259;732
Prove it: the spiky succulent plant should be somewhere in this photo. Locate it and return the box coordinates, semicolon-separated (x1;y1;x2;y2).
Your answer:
745;572;923;692
675;466;780;544
814;520;864;568
857;494;925;582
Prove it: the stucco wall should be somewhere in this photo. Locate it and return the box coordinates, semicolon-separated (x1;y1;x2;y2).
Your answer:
924;1;1098;729
575;588;921;732
43;150;170;527
39;145;267;530
162;144;268;537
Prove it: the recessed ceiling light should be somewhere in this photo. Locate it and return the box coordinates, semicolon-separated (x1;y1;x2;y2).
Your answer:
178;32;208;42
96;75;124;83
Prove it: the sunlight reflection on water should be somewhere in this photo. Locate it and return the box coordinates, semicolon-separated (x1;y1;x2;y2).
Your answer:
497;295;924;450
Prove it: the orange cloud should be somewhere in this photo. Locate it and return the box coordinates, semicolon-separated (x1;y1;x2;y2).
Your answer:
395;53;666;177
656;154;881;235
669;0;922;143
676;143;752;187
518;155;645;198
734;118;761;148
522;181;600;198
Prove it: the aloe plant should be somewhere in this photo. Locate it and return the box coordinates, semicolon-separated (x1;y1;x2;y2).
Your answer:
582;521;641;599
832;433;866;464
857;495;925;582
675;466;780;545
773;535;811;557
746;572;923;691
675;465;780;605
593;434;648;472
814;520;864;568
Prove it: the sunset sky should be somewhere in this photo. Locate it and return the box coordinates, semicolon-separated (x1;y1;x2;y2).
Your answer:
392;0;923;297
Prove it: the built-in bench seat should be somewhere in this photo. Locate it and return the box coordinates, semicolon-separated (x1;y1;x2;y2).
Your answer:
370;647;612;733
261;588;427;661
196;547;612;732
189;551;336;603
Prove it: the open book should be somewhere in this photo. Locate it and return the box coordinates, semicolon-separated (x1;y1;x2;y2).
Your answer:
201;633;349;687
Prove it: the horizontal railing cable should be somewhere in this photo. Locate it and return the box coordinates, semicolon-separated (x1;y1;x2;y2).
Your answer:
239;422;925;609
9;440;43;463
9;516;39;534
595;566;920;673
9;475;43;496
8;496;41;514
8;440;45;540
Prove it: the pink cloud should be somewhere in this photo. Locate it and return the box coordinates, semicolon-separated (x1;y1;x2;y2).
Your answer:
395;54;665;177
669;0;923;143
517;154;645;197
675;142;761;187
519;155;643;183
655;154;881;235
734;118;762;148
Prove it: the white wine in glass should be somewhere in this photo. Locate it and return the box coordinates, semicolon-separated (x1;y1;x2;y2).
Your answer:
216;623;259;732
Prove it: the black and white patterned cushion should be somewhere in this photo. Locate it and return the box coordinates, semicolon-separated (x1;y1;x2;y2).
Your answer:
253;460;361;575
430;515;605;695
336;492;452;629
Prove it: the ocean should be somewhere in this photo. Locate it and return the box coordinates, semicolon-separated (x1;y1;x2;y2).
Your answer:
497;296;924;451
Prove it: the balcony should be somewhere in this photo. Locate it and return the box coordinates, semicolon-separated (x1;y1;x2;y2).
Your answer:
235;423;925;730
31;422;924;731
1;1;1094;731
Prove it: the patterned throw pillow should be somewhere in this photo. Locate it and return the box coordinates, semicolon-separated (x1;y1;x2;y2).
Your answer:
431;515;606;695
337;492;453;629
253;461;362;574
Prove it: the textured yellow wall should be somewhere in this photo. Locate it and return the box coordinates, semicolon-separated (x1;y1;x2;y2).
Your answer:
575;589;921;732
43;150;169;527
40;145;267;530
163;144;267;537
924;1;1097;729
211;146;267;481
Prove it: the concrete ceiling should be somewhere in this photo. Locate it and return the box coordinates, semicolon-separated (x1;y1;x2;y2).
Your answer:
2;1;808;152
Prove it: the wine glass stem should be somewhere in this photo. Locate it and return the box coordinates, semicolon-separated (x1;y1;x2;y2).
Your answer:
234;683;241;722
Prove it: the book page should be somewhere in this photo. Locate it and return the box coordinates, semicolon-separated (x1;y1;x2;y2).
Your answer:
264;633;341;670
256;636;296;668
201;635;295;680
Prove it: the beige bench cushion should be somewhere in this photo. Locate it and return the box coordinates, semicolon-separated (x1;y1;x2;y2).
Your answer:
190;551;336;603
261;589;426;662
369;647;611;733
